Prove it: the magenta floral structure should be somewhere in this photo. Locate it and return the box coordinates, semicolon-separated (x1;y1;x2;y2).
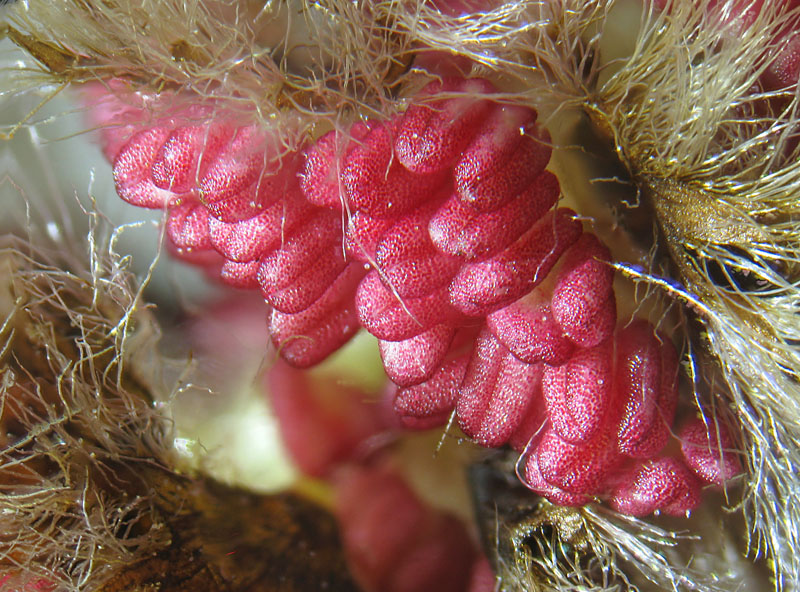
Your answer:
104;76;741;520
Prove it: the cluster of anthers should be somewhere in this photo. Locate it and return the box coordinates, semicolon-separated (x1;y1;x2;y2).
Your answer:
107;76;741;518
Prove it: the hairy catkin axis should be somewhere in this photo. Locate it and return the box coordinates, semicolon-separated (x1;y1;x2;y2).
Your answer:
0;235;360;592
102;76;741;518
